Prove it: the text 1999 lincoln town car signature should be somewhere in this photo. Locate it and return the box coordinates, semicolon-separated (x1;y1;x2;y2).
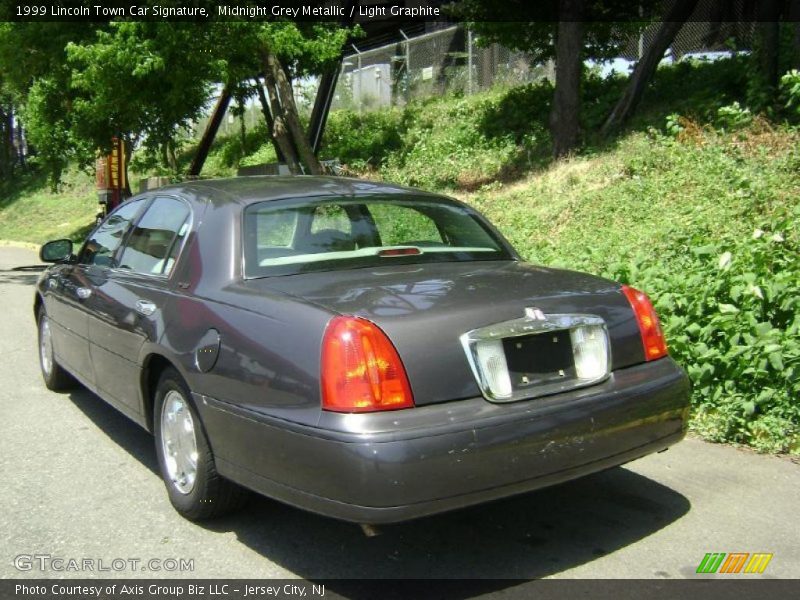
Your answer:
35;176;689;524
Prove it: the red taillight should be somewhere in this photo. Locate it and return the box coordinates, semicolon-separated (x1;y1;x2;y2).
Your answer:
321;316;414;412
621;285;668;361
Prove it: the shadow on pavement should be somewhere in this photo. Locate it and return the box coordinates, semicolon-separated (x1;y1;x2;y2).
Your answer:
0;264;46;286
67;387;159;475
208;467;689;584
65;383;691;588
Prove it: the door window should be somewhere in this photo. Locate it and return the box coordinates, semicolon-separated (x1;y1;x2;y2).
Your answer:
117;197;191;276
79;200;145;268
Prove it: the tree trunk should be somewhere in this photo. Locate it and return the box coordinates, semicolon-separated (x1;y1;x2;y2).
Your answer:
757;22;780;94
261;55;302;174
166;140;178;174
0;107;7;180
121;135;133;199
549;0;584;158
15;116;24;167
308;67;341;155
0;105;13;180
264;51;324;175
188;85;232;177
757;0;782;95
602;0;699;137
255;78;285;161
795;22;800;70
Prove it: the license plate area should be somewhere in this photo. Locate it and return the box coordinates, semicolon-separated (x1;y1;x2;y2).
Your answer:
503;329;576;390
460;312;611;403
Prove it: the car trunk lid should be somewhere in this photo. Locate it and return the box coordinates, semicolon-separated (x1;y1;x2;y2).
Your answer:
250;260;645;406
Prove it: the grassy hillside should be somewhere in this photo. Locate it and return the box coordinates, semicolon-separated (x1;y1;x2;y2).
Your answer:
1;57;797;453
0;168;96;244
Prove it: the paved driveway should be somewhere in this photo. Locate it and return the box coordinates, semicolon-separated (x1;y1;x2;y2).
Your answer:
1;245;797;585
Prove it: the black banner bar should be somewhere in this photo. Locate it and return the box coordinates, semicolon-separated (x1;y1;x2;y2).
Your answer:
4;579;800;600
3;1;800;23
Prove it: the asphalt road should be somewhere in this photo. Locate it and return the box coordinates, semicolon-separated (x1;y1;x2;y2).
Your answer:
1;245;798;585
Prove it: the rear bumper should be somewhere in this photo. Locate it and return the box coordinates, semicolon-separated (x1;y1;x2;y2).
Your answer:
198;357;690;523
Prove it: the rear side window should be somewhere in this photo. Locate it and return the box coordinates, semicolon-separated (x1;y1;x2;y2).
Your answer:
244;196;511;278
118;197;190;276
80;199;145;268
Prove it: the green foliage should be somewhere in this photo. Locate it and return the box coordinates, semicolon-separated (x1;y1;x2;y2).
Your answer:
581;70;628;132
323;109;406;167
1;20;355;183
598;216;799;454
379;92;542;189
780;69;800;121
635;56;750;126
164;122;276;179
664;113;684;137
652;224;799;453
66;22;218;157
0;23;101;183
0;167;96;244
715;101;753;131
477;82;553;141
22;78;94;188
322;84;557;189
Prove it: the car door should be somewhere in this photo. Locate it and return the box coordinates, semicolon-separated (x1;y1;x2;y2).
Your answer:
86;196;192;413
45;199;147;387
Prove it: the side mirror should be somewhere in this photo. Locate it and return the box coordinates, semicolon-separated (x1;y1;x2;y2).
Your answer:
40;239;74;263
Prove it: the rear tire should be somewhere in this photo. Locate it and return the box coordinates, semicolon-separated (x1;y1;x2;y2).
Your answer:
153;367;249;520
37;307;74;391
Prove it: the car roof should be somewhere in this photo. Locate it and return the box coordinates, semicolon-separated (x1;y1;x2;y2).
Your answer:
155;176;446;206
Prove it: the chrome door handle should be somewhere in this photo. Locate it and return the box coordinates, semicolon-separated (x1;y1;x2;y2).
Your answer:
135;299;157;316
76;287;92;300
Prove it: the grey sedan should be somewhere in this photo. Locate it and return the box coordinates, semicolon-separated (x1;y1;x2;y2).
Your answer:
35;176;690;524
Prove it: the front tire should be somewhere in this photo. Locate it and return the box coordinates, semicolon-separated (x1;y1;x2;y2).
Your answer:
153;368;248;520
37;307;74;391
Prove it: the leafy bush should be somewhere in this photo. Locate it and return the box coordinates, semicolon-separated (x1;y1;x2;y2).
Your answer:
322;109;406;167
715;101;753;131
608;220;799;454
637;55;749;125
780;69;800;121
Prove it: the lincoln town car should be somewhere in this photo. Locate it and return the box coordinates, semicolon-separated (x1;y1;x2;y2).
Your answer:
35;177;690;524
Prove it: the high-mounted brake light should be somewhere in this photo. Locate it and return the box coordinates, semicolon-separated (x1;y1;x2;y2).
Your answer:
321;316;415;412
621;285;668;361
377;247;421;257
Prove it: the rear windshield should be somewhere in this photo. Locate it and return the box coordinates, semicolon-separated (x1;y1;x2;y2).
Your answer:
243;196;512;278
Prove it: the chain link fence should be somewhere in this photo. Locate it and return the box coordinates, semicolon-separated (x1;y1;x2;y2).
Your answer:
331;25;549;112
332;21;756;113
